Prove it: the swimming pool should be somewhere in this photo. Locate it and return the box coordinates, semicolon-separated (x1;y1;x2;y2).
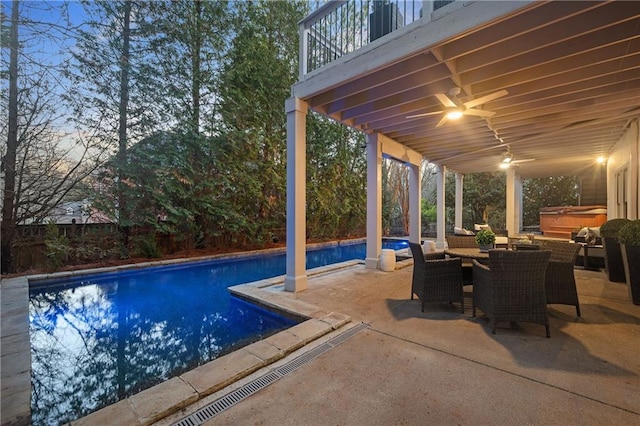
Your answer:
29;239;407;425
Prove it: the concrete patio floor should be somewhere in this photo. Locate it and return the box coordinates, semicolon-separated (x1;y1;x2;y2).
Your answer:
158;259;640;426
2;256;639;425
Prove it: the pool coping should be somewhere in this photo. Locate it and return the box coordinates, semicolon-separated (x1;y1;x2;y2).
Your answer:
3;246;401;426
22;237;373;285
72;260;359;425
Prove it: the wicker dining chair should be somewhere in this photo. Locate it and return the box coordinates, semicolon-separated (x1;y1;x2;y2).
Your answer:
541;240;582;316
409;242;464;313
445;235;478;284
472;249;552;337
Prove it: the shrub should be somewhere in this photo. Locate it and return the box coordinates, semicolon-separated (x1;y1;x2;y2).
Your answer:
618;220;640;247
133;235;162;258
44;222;69;268
600;218;631;238
475;229;496;245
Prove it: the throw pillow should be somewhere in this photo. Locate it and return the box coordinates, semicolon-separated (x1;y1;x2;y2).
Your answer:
454;227;475;236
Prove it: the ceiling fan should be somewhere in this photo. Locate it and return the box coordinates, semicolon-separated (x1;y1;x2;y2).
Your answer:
407;87;508;127
499;150;535;169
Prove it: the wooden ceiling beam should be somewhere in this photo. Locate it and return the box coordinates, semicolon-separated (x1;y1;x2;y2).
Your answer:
309;53;441;108
440;1;599;60
454;2;640;74
461;33;640;91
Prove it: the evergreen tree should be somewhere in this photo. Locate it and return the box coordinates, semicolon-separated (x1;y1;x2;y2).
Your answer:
306;113;366;239
66;0;163;254
523;176;579;226
216;0;307;243
148;0;230;135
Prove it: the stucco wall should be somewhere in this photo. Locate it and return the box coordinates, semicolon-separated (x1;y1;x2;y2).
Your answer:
607;118;640;220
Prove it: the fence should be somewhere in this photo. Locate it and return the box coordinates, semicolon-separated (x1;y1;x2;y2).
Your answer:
9;223;290;273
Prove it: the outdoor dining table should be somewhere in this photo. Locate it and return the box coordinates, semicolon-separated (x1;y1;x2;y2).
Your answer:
444;247;493;261
443;248;509;283
443;248;493;286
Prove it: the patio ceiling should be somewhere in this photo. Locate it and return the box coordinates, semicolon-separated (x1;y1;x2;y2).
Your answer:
296;1;640;178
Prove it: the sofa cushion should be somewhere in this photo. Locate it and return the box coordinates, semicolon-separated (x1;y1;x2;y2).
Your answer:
474;223;493;232
454;227;475;236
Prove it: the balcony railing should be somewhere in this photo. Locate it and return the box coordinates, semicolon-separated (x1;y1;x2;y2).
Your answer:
300;1;456;77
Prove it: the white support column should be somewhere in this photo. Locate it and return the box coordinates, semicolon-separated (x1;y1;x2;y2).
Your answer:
515;175;523;235
632;119;640;219
366;134;383;269
284;97;308;292
298;21;308;79
505;167;522;237
409;162;421;244
455;173;464;229
436;165;447;249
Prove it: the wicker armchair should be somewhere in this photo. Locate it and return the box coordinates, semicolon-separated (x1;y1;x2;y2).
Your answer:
446;235;479;248
541;240;582;316
409;243;464;313
446;236;478;284
472;250;552;337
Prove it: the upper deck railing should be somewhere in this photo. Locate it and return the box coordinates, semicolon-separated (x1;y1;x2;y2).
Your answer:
299;0;455;77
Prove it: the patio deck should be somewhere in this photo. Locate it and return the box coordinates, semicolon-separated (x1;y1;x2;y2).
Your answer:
161;259;639;425
2;257;639;425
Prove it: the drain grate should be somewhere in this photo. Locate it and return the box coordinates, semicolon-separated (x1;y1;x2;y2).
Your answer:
275;342;332;376
328;322;368;346
172;322;368;426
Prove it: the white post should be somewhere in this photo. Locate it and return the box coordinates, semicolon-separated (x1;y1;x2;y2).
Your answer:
299;21;308;79
285;97;308;292
632;120;640;219
505;167;522;237
409;162;421;244
455;173;464;229
366;134;383;269
515;175;523;235
436;165;446;249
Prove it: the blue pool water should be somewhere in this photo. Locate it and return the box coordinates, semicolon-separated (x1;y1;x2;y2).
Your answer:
29;239;407;425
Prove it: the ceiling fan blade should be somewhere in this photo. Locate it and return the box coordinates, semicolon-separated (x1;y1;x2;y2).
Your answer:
464;108;495;117
512;158;535;164
463;89;508;109
435;115;449;128
435;92;457;108
406;110;444;119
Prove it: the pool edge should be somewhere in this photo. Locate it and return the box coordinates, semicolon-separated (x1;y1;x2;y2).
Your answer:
67;264;356;426
2;245;402;426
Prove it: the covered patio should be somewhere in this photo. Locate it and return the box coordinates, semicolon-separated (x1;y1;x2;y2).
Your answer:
285;0;640;292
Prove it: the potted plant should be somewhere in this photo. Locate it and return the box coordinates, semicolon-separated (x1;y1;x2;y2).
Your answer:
600;218;631;282
475;229;496;252
618;220;640;305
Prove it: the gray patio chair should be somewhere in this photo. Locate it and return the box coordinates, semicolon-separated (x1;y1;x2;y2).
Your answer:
446;235;478;284
541;240;582;316
409;242;464;313
472;249;552;337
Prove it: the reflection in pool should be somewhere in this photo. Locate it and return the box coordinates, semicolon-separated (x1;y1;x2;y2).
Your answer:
29;239;407;424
